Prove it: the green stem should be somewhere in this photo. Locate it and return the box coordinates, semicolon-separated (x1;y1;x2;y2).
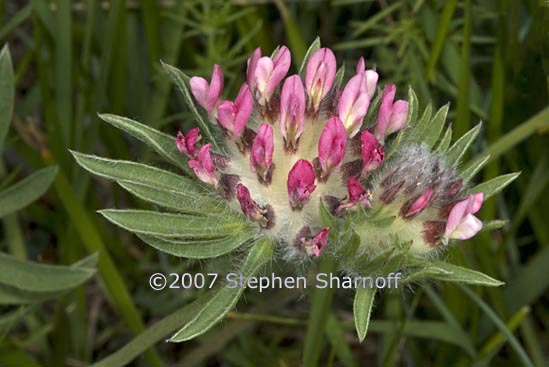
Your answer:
483;106;549;164
92;291;213;367
303;256;337;367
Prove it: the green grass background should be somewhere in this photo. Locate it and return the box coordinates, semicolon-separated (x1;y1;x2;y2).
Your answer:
0;0;548;366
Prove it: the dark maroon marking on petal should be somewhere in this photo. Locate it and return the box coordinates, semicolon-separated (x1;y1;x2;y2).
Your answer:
263;204;276;230
379;180;405;204
438;202;456;220
323;196;342;216
210;152;230;170
340;159;362;183
380;168;401;188
349;133;362;157
218;174;240;199
422;220;446;247
256;162;274;186
445;179;463;200
237;127;257;154
293;226;312;247
312;157;328;182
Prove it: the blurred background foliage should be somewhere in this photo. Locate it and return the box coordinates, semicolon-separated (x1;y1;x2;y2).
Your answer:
0;0;548;366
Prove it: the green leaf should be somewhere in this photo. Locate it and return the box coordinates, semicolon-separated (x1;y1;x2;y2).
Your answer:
169;238;273;342
405;87;419;127
97;113;190;172
387;87;418;157
160;62;219;150
353;286;377;342
411;102;433;138
0;252;96;294
434;126;452;153
0;166;58;218
480;220;507;233
137;230;255;259
400;266;451;284
117;181;223;214
298;36;320;76
71;152;200;196
333;63;345;88
446;122;482;165
427;261;504;287
461;153;490;180
99;209;246;239
423;103;449;148
326;314;357;367
0;45;14;151
468;172;520;200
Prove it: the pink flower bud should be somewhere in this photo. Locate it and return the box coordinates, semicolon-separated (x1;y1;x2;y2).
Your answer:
360;130;384;174
318;117;347;177
176;128;201;158
405;188;434;218
444;192;484;242
189;64;224;115
280;75;306;150
287;159;317;210
250;124;274;181
301;227;331;257
305;48;337;111
375;84;409;143
188;143;217;187
337;177;371;212
338;73;371;137
217;84;253;139
248;46;291;105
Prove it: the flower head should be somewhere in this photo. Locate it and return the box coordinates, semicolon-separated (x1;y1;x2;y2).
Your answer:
305;48;337;111
247;46;291;105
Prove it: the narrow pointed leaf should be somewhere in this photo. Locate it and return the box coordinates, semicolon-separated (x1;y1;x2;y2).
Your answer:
446;122;482;165
428;261;504;286
72;152;200;196
298;36;321;76
97;113;190;172
435;126;452;153
0;166;58;218
461;153;491;180
333;63;346;88
468;172;520;200
99;209;246;238
0;45;14;150
117;181;222;214
423;104;449;148
137;231;255;259
354;286;377;342
0;252;96;293
169;238;273;342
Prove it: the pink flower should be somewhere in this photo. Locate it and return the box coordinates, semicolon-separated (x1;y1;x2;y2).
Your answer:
338;73;372;137
405;188;433;218
360;130;384;175
318;117;347;177
280;75;306;150
250;124;274;181
176;128;201;158
287;159;317;210
305;48;337;111
374;84;409;143
217;84;253;139
444;192;484;242
247;46;291;105
356;56;366;74
337;177;371;212
188;143;217;187
301;227;331;257
189;64;224;115
354;57;378;99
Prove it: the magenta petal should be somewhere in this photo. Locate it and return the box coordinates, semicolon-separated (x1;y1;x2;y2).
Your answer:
188;143;217;186
246;48;262;90
208;64;224;112
471;192;484;214
217;84;252;138
338;73;371;137
236;183;258;217
189;76;210;111
386;100;409;136
318;117;347;175
305;48;337;110
374;83;396;141
176;128;201;158
347;177;367;202
217;101;236;134
250;124;274;179
360;130;384;173
280;75;306;148
305;227;331;257
444;193;484;241
287;159;316;209
407;188;434;217
451;214;483;240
